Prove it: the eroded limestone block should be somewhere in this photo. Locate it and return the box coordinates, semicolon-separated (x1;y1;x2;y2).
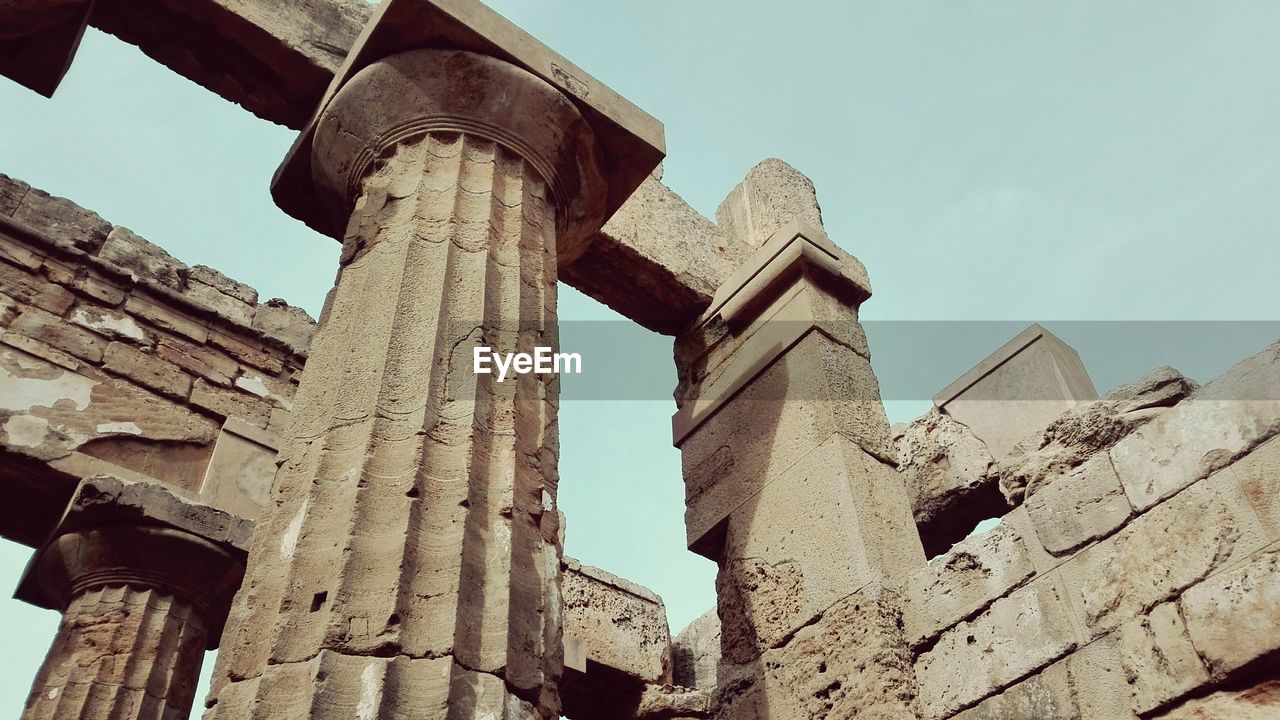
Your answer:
1024;453;1133;556
715;585;917;720
562;558;671;684
96;226;187;288
1111;341;1280;511
11;187;111;253
1000;365;1196;503
914;573;1083;719
1181;547;1280;679
1151;678;1280;720
895;409;1004;556
1226;434;1280;538
252;298;316;357
714;158;823;250
934;324;1098;462
950;661;1078;720
1060;471;1267;636
1118;602;1210;715
672;609;719;691
717;436;923;664
903;519;1035;647
1;340;217;465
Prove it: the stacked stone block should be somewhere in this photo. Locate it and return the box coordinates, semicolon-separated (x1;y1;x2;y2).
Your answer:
898;339;1280;719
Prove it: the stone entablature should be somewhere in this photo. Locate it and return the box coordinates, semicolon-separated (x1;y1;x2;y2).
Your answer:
0;173;314;544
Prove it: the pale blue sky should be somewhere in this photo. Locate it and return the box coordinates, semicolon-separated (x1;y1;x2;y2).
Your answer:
2;1;1279;714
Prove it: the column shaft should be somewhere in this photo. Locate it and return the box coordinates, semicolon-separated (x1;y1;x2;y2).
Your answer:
22;585;209;720
208;132;562;719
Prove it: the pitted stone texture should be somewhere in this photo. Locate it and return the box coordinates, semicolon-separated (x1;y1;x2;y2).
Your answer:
1061;470;1268;636
896;409;1004;557
1024;453;1133;556
999;366;1196;504
11;187;111;253
1118;602;1210;714
672;609;719;691
1227;435;1280;538
903;520;1035;647
914;574;1082;719
562;558;670;684
1112;342;1280;511
635;684;712;719
679;331;897;553
21;586;210;720
951;661;1078;720
564;172;725;334
1067;634;1139;720
98;226;187;289
208;134;564;718
1151;679;1280;720
252;298;316;356
714;586;917;720
1181;547;1280;679
716;437;924;664
714;158;822;250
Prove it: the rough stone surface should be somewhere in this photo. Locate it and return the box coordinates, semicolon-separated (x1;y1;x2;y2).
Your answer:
562;557;671;684
98;226;187;289
1024;453;1133;556
1000;365;1197;503
1226;434;1280;538
1111;343;1280;511
1152;679;1280;720
715;585;918;720
1118;602;1210;714
716;436;924;664
936;325;1098;461
896;409;1005;556
11;187;111;253
914;574;1082;719
950;661;1078;720
1181;547;1280;679
714;158;823;250
251;297;315;356
20;586;210;720
1061;471;1267;635
209;129;568;718
904;519;1036;647
672;608;719;691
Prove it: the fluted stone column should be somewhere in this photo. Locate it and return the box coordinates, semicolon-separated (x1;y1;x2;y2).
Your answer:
20;525;242;720
205;49;605;720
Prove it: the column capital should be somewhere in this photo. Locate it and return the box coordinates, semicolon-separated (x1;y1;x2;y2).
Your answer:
270;0;664;267
309;48;606;264
15;475;249;646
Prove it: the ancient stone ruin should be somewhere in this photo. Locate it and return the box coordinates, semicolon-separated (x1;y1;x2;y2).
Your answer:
2;0;1278;718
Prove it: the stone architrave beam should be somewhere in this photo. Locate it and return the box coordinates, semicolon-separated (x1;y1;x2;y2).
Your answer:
0;0;94;96
9;0;815;333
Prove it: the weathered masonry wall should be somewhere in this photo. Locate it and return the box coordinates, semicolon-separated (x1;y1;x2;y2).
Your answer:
897;338;1280;720
671;337;1280;719
0;172;314;545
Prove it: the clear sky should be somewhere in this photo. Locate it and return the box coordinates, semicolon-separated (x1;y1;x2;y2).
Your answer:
2;0;1279;714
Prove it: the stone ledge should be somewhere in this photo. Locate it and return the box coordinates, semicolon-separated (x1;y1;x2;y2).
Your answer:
0;174;316;359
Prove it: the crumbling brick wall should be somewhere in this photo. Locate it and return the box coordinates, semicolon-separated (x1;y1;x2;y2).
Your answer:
0;173;315;545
